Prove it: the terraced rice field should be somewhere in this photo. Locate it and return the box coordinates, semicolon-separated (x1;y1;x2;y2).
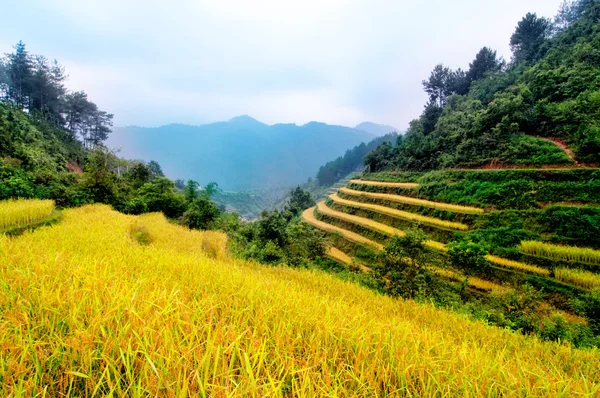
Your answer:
520;241;600;266
326;246;352;265
349;179;419;189
330;193;469;231
339;187;485;215
302;207;383;250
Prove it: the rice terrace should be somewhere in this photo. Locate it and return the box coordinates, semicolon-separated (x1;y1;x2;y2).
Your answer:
2;0;600;396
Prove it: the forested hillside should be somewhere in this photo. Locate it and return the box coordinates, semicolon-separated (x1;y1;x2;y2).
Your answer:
365;1;600;172
110;117;373;191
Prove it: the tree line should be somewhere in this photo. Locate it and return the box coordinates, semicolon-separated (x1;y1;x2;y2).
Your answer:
0;41;112;148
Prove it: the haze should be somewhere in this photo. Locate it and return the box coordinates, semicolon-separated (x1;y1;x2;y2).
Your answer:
1;0;562;128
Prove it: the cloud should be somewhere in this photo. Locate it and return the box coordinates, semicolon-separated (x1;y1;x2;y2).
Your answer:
1;0;564;129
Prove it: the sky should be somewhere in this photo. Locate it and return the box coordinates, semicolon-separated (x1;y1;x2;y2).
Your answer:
1;0;563;130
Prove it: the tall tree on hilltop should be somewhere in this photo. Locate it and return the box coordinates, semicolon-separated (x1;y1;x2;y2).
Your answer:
422;64;453;107
510;13;553;64
467;47;503;82
5;41;33;108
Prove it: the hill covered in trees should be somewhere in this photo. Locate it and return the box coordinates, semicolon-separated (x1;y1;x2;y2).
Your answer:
109;117;374;191
364;0;600;172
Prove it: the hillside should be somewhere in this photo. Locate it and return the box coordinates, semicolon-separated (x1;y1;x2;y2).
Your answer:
365;2;600;172
109;116;373;191
1;203;599;395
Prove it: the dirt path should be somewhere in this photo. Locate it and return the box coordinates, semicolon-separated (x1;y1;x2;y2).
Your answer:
539;137;579;165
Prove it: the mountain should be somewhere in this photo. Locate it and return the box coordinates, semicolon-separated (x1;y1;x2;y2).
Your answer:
354;122;399;137
108;117;373;191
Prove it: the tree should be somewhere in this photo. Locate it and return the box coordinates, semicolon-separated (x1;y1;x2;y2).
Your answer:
363;141;394;172
184;180;200;202
422;64;453;107
447;240;489;276
148;160;164;177
467;47;503;83
510;13;553;64
421;101;443;135
181;195;221;230
285;186;314;217
377;230;435;299
5;41;33;108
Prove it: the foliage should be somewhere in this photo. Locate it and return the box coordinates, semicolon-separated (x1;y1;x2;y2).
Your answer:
447;239;489;275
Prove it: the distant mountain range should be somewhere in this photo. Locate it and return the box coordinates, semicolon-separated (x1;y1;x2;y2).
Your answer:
109;116;392;191
354;122;399;136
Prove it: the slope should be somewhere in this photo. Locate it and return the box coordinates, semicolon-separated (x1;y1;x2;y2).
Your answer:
1;204;600;395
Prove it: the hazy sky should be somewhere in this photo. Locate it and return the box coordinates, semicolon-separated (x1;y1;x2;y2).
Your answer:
2;0;563;129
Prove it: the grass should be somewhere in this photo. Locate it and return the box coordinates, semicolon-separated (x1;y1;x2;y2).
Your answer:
349;179;419;189
1;204;600;395
330;193;469;231
339;187;485;215
0;198;55;231
554;268;600;290
520;241;600;266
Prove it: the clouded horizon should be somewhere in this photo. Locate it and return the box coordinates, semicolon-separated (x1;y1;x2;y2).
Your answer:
1;0;563;129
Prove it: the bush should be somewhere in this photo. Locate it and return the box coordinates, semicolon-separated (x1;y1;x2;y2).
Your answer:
447;239;489;275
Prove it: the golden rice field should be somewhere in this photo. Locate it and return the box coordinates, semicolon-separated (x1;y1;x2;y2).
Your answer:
338;187;485;215
554;268;600;290
316;201;447;253
2;204;600;395
520;241;600;266
302;207;383;250
485;255;551;277
325;246;352;266
0;198;55;230
429;267;511;294
349;179;419;189
329;193;469;231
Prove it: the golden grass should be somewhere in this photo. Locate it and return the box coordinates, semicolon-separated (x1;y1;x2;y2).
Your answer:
302;207;383;250
326;246;352;265
339;187;485;214
1;204;600;395
0;198;55;230
520;241;600;266
485;255;551;276
330;193;469;231
429;267;511;293
349;179;419;189
554;268;600;290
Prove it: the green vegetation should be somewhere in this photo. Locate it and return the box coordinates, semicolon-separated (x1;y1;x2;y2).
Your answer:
365;1;600;171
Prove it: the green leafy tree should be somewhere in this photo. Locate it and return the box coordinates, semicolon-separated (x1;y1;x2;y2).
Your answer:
285;186;315;217
422;64;453;107
510;13;553;64
447;239;489;276
148;160;164;177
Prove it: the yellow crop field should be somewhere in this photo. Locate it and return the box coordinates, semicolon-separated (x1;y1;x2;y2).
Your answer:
339;187;485;214
316;201;447;253
429;267;511;293
555;268;600;290
520;241;600;266
1;204;599;395
485;255;551;276
349;179;419;189
0;198;55;230
326;246;352;265
330;193;469;231
302;207;383;250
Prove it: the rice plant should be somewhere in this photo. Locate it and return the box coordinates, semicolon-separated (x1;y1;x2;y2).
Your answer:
485;255;551;276
330;193;469;231
520;241;600;266
429;267;511;293
554;268;600;289
1;203;599;395
339;187;484;214
349;179;419;189
0;198;55;230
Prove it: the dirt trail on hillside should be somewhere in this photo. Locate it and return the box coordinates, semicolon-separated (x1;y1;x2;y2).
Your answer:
539;137;579;165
